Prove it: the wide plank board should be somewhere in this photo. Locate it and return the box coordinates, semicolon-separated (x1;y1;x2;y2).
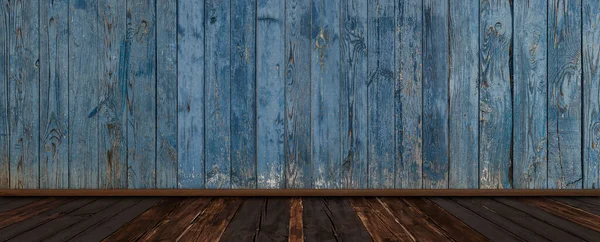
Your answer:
583;0;600;189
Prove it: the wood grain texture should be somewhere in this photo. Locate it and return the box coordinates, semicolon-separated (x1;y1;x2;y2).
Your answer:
178;197;242;241
205;0;231;189
140;198;212;241
584;0;600;189
396;0;422;189
289;197;304;241
220;198;264;241
513;0;548;189
548;0;583;189
380;197;451;240
340;0;368;189
231;0;257;189
285;0;312;189
156;0;178;189
257;0;285;189
311;0;341;189
126;0;156;189
522;197;600;232
367;0;395;189
448;0;478;189
69;0;98;189
39;0;68;189
422;0;449;189
0;0;9;189
177;0;205;189
98;0;127;189
349;197;413;241
479;0;513;189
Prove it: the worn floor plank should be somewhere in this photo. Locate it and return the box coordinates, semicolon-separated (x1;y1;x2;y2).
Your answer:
550;197;600;215
289;197;304;242
140;198;213;241
380;197;452;241
0;198;40;212
349;197;412;241
303;197;372;242
0;198;70;229
220;198;266;241
178;197;242;241
521;197;600;232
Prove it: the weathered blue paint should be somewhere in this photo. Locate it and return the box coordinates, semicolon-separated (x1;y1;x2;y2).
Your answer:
583;0;600;189
396;0;422;189
0;0;599;190
422;0;449;189
513;0;547;189
449;0;479;189
69;0;98;189
285;0;312;189
548;0;582;189
341;0;368;189
126;0;156;189
231;0;257;189
257;0;285;189
98;0;127;189
177;0;205;189
205;0;231;189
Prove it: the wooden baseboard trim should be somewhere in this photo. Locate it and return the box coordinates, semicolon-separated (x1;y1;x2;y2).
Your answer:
0;189;599;196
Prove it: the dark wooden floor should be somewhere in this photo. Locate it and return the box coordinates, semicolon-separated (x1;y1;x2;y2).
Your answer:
0;197;599;241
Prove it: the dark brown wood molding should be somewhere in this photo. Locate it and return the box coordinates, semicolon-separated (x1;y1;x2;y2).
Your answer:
0;189;599;197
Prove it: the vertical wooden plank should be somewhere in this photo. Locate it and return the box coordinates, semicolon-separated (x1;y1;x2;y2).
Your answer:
0;0;10;188
548;0;582;189
126;0;156;189
98;0;127;188
311;0;341;189
231;0;257;188
39;0;68;189
205;0;231;189
583;0;600;189
340;0;368;188
479;0;512;189
156;0;177;189
422;0;449;189
367;0;395;189
8;0;39;189
69;0;99;189
257;0;285;189
513;0;548;189
448;0;478;189
396;0;422;189
584;1;600;190
177;0;204;188
285;0;312;189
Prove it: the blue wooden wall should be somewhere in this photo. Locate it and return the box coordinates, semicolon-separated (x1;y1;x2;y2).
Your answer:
0;0;599;189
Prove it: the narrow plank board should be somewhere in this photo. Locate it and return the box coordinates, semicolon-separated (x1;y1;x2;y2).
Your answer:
430;198;522;241
0;198;94;241
257;0;285;189
448;0;479;189
39;0;69;189
231;0;257;189
139;198;213;241
220;198;265;241
98;0;127;189
583;0;600;189
102;198;182;241
126;0;157;189
548;0;583;189
380;197;452;240
0;0;9;189
204;0;231;189
69;0;98;189
289;197;304;242
521;197;600;232
155;0;177;189
550;197;600;215
0;198;70;229
479;0;513;189
65;198;161;242
513;0;548;189
422;0;449;189
451;198;549;241
467;198;583;242
177;0;205;189
575;197;600;206
0;198;40;212
178;197;242;241
340;0;368;189
349;197;412;241
396;0;423;189
9;0;40;189
367;0;395;189
495;197;600;242
9;198;121;241
285;0;312;189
